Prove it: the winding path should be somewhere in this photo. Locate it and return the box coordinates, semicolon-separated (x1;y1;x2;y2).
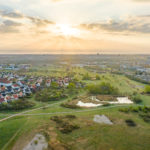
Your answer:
0;101;64;122
0;103;144;123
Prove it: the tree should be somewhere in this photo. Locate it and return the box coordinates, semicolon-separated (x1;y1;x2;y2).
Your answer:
96;74;100;80
87;82;119;95
51;81;59;89
68;82;76;94
82;73;91;80
145;85;150;94
68;82;76;90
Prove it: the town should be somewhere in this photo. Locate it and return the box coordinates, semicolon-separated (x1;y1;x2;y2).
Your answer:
0;71;73;104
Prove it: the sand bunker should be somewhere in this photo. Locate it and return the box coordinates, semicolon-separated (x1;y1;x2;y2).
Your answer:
93;115;113;125
76;97;133;108
109;97;133;104
77;101;102;107
23;133;48;150
91;96;100;102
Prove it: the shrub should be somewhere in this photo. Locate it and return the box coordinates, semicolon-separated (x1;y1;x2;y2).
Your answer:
144;85;150;94
96;74;100;80
35;89;68;102
132;95;142;104
130;106;139;112
87;82;119;95
60;123;80;134
82;73;91;80
140;106;150;113
139;113;150;123
50;116;63;124
119;106;150;114
34;140;38;145
0;99;35;111
119;108;129;113
50;115;79;134
103;103;111;107
65;115;76;119
61;103;80;109
125;119;136;127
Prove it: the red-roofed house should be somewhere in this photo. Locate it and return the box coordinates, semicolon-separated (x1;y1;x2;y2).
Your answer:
0;98;5;103
12;94;19;100
18;92;23;98
5;95;11;102
12;84;20;89
0;78;12;87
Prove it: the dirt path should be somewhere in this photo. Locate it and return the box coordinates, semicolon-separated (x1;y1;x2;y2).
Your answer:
0;101;64;123
1;104;146;123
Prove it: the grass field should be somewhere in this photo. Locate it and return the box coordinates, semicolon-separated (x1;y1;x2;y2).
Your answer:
0;72;150;150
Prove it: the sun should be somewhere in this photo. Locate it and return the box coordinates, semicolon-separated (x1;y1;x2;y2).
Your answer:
56;24;80;36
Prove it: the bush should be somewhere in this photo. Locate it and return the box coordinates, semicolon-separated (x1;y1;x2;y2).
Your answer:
96;74;100;80
34;140;38;145
0;99;35;111
119;106;150;114
119;108;129;113
141;106;150;113
139;113;150;123
132;95;142;104
82;73;91;80
35;89;68;102
87;82;119;95
125;119;136;127
51;115;79;134
61;103;80;109
144;85;150;94
60;123;80;134
65;115;76;119
51;116;63;124
129;106;139;112
119;106;150;124
103;103;111;107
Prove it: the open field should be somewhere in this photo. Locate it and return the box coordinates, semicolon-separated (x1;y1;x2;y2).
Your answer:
1;104;150;150
0;67;150;150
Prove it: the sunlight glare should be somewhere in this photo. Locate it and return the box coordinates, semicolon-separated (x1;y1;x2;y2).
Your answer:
56;24;80;36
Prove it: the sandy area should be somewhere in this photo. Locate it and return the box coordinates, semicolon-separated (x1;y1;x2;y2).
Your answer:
109;97;133;104
91;96;100;102
23;133;48;150
93;115;113;125
76;97;133;108
77;101;102;107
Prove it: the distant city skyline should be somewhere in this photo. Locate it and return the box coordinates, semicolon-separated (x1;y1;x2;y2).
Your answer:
0;0;150;54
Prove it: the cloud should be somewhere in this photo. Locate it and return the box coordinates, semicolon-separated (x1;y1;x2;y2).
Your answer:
3;20;22;26
0;10;23;18
80;15;150;34
0;9;55;34
133;0;150;2
0;20;22;33
0;9;54;27
27;16;54;27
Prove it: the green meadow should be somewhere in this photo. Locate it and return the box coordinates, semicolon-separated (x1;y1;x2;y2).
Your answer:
0;69;150;150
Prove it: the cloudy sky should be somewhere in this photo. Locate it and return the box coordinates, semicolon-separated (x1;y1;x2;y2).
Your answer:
0;0;150;54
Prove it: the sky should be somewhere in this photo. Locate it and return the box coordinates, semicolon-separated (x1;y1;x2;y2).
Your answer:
0;0;150;54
